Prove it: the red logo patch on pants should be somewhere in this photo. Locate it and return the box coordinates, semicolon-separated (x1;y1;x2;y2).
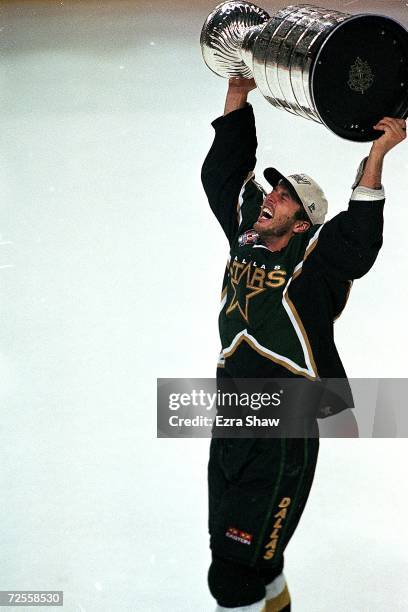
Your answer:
225;527;253;546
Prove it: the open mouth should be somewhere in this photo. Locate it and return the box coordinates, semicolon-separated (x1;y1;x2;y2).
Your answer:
259;206;273;222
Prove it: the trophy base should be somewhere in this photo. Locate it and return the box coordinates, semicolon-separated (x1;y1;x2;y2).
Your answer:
312;14;408;142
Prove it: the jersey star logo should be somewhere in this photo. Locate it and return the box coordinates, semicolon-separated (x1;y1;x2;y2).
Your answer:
226;263;266;323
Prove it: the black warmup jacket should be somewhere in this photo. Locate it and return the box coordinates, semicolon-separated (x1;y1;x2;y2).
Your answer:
201;104;384;415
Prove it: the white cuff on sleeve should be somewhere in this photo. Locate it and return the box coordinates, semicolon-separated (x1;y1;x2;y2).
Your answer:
351;185;385;201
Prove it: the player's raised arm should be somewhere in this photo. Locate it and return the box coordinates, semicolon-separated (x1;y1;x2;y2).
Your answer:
308;117;406;281
222;77;256;116
201;78;258;242
357;117;406;188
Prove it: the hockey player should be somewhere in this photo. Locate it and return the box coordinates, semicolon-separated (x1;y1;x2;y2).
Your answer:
201;77;406;611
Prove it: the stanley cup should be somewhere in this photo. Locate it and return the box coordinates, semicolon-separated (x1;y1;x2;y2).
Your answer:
200;1;408;141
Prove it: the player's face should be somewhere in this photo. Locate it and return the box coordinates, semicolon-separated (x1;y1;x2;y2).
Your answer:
254;182;303;238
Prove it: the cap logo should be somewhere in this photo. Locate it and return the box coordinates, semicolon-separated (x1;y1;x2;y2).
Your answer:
308;202;316;213
290;174;311;185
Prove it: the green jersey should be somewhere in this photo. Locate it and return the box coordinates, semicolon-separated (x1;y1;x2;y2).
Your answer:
202;104;384;395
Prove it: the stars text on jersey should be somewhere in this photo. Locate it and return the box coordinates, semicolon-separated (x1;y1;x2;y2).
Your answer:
225;256;288;323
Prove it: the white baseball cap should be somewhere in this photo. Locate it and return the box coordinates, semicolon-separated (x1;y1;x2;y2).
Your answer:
263;168;328;225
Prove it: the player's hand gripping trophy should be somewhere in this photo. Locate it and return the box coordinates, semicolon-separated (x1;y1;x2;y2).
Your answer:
200;1;408;141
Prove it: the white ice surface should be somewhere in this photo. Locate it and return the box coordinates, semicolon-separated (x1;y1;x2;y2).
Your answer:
1;2;408;611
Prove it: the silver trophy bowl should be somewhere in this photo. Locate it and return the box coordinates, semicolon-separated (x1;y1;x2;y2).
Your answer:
200;1;408;141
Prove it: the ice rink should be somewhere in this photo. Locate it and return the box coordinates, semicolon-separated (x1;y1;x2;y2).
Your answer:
1;0;408;610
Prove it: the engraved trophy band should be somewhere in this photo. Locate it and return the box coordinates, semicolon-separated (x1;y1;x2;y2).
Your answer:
200;1;408;141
